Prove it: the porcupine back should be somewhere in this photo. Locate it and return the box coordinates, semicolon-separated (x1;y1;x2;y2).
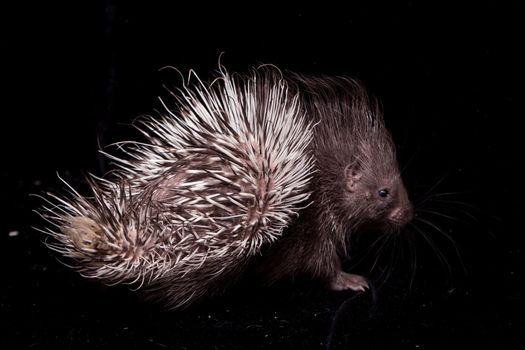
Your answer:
36;67;315;309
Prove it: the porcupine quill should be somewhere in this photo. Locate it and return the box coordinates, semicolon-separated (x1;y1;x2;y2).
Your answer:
36;66;315;309
35;65;414;309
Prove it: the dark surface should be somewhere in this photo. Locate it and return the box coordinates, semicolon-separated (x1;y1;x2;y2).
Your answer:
2;2;523;349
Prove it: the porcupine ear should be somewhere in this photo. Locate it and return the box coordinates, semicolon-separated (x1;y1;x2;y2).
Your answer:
344;162;362;193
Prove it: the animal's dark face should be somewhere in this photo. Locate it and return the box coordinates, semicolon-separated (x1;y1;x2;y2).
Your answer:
343;160;413;233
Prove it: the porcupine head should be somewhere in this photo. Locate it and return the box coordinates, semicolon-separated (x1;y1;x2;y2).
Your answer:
280;76;414;292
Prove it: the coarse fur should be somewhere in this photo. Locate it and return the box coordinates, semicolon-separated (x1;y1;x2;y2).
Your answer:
255;74;413;291
36;66;315;309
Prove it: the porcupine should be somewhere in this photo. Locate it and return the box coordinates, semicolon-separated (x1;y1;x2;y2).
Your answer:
36;65;413;309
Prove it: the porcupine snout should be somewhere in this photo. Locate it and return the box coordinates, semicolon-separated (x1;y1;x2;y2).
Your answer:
388;200;414;229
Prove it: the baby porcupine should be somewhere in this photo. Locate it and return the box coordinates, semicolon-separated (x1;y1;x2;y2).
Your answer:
36;66;413;309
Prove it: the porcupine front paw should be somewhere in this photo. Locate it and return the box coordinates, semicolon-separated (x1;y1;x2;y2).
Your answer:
329;271;369;292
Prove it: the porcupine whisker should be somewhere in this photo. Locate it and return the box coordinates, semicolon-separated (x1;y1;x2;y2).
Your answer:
398;144;418;176
418;173;452;200
380;236;402;289
421;191;471;198
416;208;464;222
414;215;467;275
415;192;472;209
414;190;486;232
414;211;460;241
423;197;480;214
406;230;419;291
409;222;454;279
370;234;397;288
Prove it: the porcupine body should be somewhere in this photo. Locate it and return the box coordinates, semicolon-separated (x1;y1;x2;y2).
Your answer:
254;75;414;292
37;67;315;309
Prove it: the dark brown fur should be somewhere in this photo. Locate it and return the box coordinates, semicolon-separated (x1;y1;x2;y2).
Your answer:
256;75;413;289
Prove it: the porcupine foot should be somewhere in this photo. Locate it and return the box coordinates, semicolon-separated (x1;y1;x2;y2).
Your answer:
329;271;369;292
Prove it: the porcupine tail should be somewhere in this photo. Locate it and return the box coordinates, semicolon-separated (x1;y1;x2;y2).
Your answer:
35;65;315;309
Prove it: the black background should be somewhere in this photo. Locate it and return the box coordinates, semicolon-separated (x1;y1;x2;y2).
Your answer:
2;1;523;349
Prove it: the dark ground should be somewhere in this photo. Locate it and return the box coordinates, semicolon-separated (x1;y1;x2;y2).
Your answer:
2;2;524;349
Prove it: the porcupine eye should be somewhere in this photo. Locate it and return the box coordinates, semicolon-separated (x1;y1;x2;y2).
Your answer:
378;189;389;198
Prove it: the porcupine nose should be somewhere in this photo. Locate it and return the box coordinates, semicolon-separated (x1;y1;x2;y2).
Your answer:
389;203;414;228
